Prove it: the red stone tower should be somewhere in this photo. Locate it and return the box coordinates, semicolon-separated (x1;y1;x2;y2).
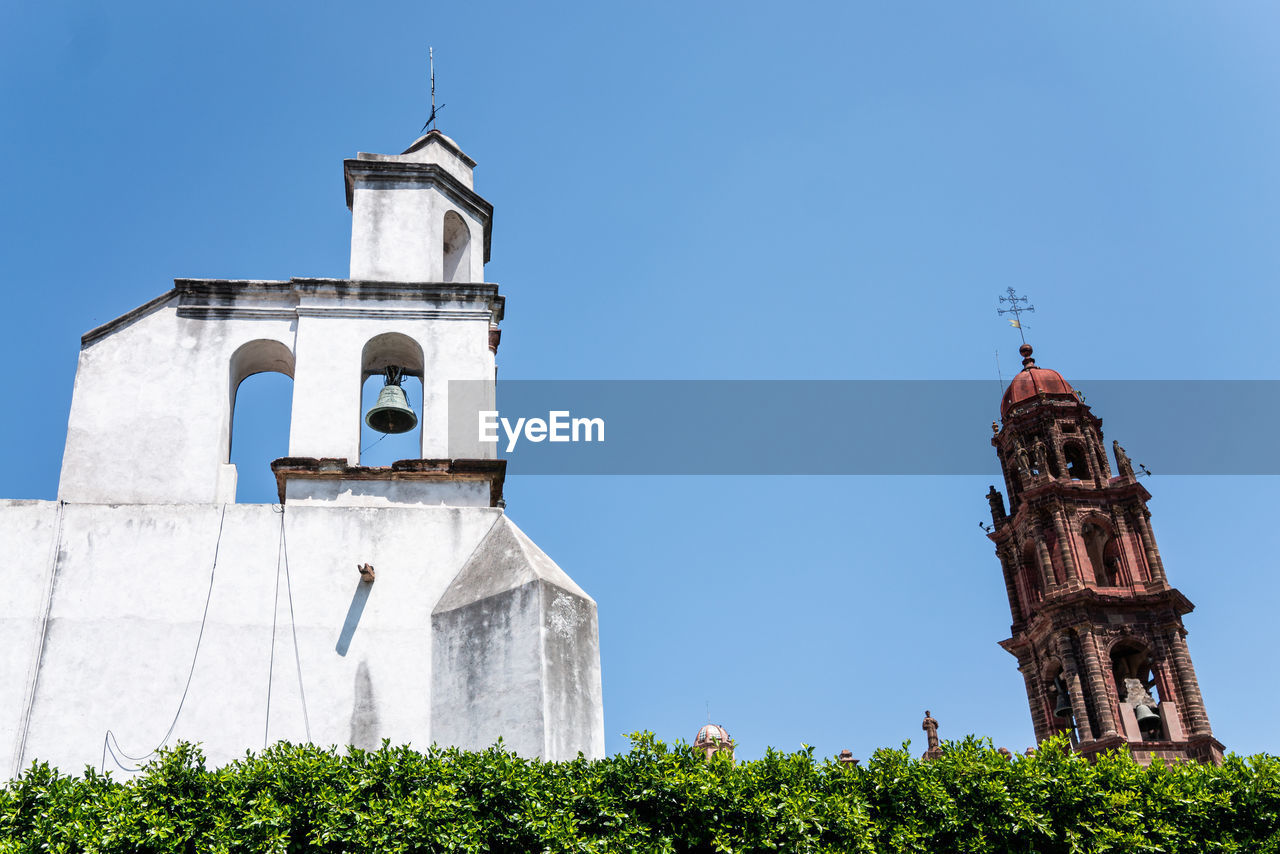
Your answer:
986;344;1223;764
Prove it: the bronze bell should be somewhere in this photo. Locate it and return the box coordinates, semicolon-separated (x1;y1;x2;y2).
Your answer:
1053;676;1073;719
1134;703;1162;733
364;366;418;435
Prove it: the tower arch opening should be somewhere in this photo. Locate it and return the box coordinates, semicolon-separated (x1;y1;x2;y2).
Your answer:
360;332;425;465
1043;660;1074;738
442;210;471;283
1081;519;1123;587
227;339;295;503
1063;441;1089;481
1110;640;1163;741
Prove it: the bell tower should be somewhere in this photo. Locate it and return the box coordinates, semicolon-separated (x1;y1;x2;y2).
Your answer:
986;343;1223;764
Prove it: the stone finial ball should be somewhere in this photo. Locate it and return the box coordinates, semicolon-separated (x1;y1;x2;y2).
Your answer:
1019;344;1033;358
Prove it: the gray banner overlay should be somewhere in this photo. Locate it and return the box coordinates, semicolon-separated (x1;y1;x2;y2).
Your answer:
446;381;1280;475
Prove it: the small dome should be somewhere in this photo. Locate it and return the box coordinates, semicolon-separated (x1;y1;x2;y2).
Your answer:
695;724;731;746
1000;345;1076;418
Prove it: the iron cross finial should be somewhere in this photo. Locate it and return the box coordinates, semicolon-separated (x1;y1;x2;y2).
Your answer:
997;287;1035;345
421;46;447;133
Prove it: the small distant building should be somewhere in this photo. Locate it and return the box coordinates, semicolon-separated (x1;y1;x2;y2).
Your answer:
694;724;735;761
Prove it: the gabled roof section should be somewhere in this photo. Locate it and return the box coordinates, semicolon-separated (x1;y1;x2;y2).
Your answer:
433;515;592;614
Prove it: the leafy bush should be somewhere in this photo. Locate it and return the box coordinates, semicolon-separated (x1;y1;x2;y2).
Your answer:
2;734;1277;852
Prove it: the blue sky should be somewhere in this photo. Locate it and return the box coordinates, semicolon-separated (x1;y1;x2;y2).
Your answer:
2;1;1278;761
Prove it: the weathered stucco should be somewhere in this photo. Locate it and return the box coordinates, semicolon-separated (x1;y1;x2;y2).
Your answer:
5;130;604;776
431;517;605;759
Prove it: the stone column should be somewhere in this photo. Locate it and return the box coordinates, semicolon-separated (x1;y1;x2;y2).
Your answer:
1108;510;1136;587
999;546;1023;622
1091;428;1111;483
1166;627;1212;736
1047;424;1067;480
1077;626;1118;737
1020;663;1051;744
1050;505;1079;585
1055;633;1094;742
1034;534;1056;591
1131;509;1167;586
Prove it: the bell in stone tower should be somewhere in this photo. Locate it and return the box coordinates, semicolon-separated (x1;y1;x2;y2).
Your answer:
364;365;419;435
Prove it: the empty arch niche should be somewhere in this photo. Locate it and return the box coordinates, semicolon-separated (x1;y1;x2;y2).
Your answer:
442;210;471;283
228;339;296;503
360;332;425;465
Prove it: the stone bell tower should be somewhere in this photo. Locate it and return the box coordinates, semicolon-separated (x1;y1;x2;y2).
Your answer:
985;344;1223;765
1;127;604;777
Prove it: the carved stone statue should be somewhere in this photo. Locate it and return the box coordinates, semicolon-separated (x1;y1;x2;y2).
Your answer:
1033;441;1050;478
1123;677;1156;709
921;710;942;760
1113;440;1135;480
987;485;1006;524
1015;445;1032;484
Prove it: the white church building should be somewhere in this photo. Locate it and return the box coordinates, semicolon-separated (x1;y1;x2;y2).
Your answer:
1;129;605;777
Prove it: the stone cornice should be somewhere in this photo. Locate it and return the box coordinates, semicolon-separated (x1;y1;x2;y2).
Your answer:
990;478;1152;540
343;159;494;262
270;457;506;507
1002;586;1196;654
83;279;505;345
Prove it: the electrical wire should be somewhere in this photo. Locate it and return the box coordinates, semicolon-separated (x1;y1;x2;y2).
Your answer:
265;505;312;748
102;503;228;773
360;432;388;455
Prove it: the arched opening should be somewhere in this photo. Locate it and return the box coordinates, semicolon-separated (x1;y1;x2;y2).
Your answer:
1110;641;1163;741
360;333;425;466
442;210;471;283
1081;520;1122;587
1044;661;1074;738
1063;442;1089;480
227;339;295;503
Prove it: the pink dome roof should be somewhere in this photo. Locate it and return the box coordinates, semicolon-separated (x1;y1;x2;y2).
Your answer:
695;724;731;746
1000;345;1076;418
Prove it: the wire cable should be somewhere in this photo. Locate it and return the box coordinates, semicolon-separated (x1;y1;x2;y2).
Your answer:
264;511;284;749
103;503;228;773
265;505;312;748
280;508;312;742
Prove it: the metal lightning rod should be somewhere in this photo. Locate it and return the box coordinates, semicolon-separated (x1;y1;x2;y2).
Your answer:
421;47;446;133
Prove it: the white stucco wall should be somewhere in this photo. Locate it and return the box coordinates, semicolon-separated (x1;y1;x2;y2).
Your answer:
349;188;486;284
1;500;60;780
4;502;602;777
347;132;489;284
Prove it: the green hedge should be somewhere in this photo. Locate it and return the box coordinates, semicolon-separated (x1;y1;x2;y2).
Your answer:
2;734;1278;852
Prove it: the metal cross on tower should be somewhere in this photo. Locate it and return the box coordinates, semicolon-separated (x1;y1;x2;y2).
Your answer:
997;287;1035;345
421;46;446;133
